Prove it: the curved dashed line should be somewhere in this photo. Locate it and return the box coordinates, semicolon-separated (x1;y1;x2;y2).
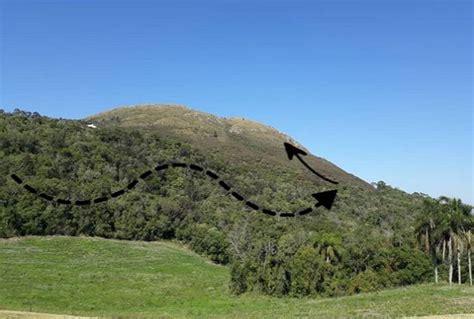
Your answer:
11;174;23;184
93;197;108;204
205;170;219;179
231;192;244;201
10;163;318;218
39;193;53;201
262;209;277;216
298;207;313;216
127;180;138;190
155;164;169;171
75;200;91;206
245;201;259;210
139;170;153;179
218;180;231;191
111;189;125;198
24;184;37;194
189;164;203;171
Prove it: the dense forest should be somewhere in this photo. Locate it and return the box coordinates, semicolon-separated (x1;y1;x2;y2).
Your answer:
0;107;472;297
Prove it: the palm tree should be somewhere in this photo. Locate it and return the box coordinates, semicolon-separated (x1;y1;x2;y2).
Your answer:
453;232;464;284
415;199;440;283
465;230;473;286
461;211;473;286
311;233;343;265
452;199;472;285
438;196;472;285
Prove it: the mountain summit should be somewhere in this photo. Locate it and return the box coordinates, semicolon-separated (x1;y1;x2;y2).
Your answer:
88;104;368;188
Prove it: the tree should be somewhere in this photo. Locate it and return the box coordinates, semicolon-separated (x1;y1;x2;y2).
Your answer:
465;230;473;286
460;208;473;286
453;232;464;285
437;196;471;285
290;246;324;296
311;232;343;265
415;199;439;283
448;199;470;285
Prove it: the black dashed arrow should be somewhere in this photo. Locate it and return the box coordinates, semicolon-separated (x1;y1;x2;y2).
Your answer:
284;142;339;185
10;162;337;218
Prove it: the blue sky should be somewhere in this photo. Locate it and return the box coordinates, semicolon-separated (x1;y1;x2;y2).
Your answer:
1;0;472;204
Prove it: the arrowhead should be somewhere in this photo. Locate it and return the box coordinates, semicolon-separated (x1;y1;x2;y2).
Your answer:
284;142;307;160
312;190;338;210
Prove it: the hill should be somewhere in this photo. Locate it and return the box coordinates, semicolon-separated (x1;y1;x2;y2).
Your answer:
88;104;369;187
1;236;473;318
0;106;446;297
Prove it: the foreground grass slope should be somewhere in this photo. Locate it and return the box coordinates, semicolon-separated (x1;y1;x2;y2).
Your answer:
0;237;472;318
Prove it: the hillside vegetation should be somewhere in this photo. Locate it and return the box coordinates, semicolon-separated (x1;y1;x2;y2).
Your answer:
0;236;473;318
0;106;472;297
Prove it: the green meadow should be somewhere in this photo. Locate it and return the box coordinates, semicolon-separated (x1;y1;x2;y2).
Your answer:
0;236;472;318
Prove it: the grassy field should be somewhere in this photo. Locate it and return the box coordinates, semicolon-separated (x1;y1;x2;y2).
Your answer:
0;236;472;318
